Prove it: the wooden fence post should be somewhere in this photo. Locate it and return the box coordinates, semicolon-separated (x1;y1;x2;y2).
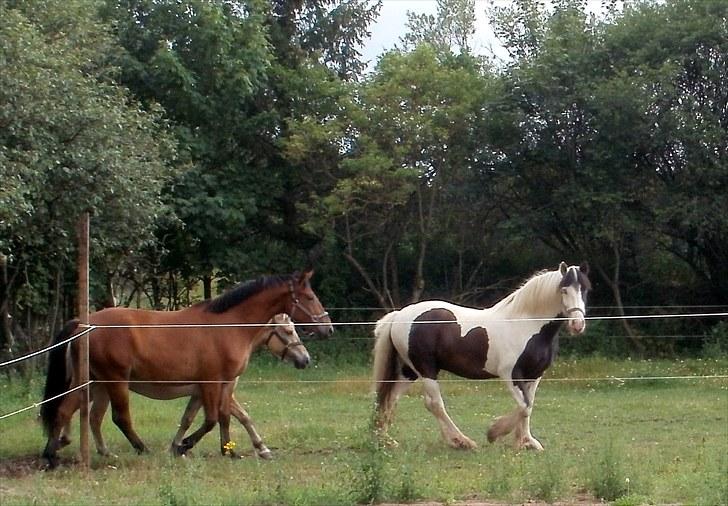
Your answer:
78;213;90;468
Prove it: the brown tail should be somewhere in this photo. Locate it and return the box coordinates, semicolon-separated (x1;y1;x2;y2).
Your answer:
40;319;79;436
372;311;400;410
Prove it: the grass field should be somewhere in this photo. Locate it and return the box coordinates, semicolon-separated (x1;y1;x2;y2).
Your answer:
1;342;726;506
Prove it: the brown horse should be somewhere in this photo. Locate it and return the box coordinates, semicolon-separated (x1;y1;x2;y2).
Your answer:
88;313;308;459
41;270;331;468
81;270;332;460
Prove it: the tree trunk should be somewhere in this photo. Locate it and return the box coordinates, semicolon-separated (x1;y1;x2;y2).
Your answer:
411;184;436;303
344;252;390;311
0;254;14;360
595;244;644;354
203;274;213;300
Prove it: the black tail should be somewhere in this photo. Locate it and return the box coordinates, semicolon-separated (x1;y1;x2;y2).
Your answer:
40;319;79;436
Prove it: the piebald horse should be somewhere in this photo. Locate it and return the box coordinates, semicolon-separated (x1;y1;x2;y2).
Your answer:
41;270;331;468
373;262;590;450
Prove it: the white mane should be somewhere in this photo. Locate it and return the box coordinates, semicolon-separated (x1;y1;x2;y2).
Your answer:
489;268;563;317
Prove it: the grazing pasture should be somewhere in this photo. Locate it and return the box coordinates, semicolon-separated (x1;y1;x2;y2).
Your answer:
1;343;726;506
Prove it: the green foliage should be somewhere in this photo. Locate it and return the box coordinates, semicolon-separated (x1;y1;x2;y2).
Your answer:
2;0;727;362
2;358;726;505
585;440;629;501
0;0;176;347
349;410;388;504
526;452;566;502
702;321;728;358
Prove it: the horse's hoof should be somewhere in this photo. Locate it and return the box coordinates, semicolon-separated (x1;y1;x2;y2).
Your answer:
486;428;498;443
58;435;72;449
257;449;273;460
170;444;187;457
514;436;544;451
523;439;544;451
375;432;399;448
43;454;59;470
221;447;242;459
449;436;477;450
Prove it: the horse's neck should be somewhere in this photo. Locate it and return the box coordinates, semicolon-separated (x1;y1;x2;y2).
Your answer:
228;289;289;324
490;271;562;319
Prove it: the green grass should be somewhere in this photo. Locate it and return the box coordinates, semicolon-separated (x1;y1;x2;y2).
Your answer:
1;350;726;505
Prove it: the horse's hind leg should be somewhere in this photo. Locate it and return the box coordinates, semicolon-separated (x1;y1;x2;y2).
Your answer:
43;391;81;468
106;381;148;454
89;384;115;456
230;395;272;459
374;370;414;442
422;378;477;450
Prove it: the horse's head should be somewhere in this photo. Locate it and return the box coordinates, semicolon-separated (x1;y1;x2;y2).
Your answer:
558;261;591;335
287;269;334;338
264;314;311;369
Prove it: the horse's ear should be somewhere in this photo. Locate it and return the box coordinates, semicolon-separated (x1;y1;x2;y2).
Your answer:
559;262;568;275
298;269;314;285
579;261;590;275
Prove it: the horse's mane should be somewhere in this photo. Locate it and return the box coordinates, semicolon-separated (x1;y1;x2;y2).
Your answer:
202;274;293;314
490;268;562;315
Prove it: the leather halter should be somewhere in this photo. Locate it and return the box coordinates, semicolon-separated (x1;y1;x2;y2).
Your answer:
265;326;304;362
287;280;330;323
565;307;585;317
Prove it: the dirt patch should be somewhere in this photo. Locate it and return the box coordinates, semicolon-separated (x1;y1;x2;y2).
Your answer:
0;454;78;479
377;493;605;506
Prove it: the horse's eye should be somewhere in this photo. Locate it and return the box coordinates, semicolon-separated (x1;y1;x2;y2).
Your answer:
561;287;568;294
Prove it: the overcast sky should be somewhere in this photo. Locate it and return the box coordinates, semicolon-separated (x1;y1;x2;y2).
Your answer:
360;0;507;68
359;0;617;70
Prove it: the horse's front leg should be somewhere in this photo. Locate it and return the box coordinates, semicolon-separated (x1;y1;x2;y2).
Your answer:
230;395;272;459
177;384;221;456
170;396;203;456
487;378;543;451
218;383;237;458
422;378;477;450
513;378;543;451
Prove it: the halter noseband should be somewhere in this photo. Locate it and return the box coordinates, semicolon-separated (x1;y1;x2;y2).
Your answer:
265;326;305;362
288;280;330;323
565;307;585;317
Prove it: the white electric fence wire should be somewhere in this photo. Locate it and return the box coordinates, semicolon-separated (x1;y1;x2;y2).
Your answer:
89;311;728;328
0;381;92;420
90;375;728;385
1;375;726;421
0;326;95;368
2;312;727;369
1;312;726;421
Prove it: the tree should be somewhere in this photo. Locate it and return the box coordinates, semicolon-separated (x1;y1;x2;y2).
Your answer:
105;0;380;300
487;0;728;350
0;0;175;354
312;45;497;309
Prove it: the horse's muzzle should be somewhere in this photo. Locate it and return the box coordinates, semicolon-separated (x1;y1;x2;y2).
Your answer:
567;318;586;335
294;353;311;369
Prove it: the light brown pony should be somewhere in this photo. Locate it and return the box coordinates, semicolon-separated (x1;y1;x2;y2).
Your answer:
41;270;331;468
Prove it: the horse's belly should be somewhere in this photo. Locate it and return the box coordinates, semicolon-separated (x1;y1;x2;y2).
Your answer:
130;383;199;400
